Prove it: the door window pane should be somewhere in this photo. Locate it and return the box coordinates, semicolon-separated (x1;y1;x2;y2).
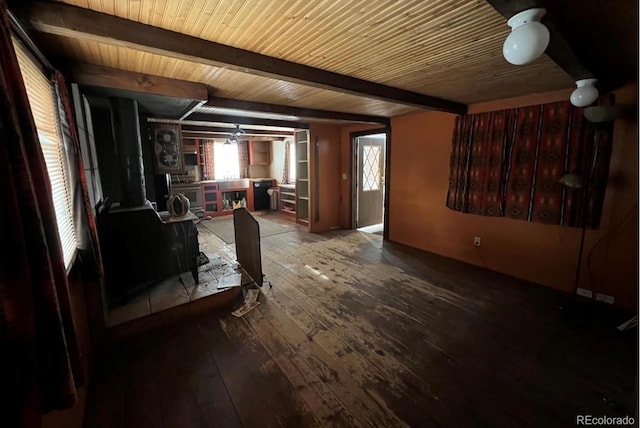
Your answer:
362;145;381;191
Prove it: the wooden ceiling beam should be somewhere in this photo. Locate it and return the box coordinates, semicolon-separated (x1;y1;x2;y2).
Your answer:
206;97;390;125
22;1;467;114
186;113;308;130
71;63;208;101
182;133;286;142
181;125;294;137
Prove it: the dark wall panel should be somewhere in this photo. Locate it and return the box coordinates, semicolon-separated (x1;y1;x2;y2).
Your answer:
91;107;120;203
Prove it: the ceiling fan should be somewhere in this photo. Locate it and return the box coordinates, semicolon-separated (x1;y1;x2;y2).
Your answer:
225;125;245;144
225;124;246;144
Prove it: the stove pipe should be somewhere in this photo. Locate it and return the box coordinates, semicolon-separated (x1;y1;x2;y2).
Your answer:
110;97;146;207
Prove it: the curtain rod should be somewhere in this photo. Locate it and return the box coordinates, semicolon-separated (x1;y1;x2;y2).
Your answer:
8;9;54;73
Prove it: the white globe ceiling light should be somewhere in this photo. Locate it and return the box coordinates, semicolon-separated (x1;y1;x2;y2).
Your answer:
583;105;620;122
503;8;550;65
570;78;599;107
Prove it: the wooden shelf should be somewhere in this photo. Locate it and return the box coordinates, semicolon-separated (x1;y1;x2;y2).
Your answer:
279;184;297;217
294;130;309;228
249;140;271;165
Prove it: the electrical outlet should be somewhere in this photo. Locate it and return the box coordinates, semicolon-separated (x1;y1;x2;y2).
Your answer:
576;288;593;298
595;293;615;304
473;236;481;246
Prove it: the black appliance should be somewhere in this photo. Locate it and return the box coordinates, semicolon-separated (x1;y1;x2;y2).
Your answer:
253;180;272;211
154;173;171;211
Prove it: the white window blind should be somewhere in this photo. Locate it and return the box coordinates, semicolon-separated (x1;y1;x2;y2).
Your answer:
13;37;78;268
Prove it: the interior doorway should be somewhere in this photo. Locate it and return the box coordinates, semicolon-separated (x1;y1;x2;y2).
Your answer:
352;131;387;236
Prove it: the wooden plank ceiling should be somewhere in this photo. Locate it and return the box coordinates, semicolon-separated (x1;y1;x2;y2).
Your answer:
35;0;577;117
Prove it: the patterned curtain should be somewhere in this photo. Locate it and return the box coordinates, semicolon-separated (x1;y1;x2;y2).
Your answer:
0;1;84;425
282;140;290;184
447;110;513;217
237;140;249;178
201;139;215;180
447;100;613;228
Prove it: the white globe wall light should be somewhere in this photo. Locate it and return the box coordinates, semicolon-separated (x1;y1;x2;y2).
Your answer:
570;78;599;107
503;8;550;65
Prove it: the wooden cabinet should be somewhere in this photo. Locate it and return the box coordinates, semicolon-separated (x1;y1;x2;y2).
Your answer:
295;130;310;225
174;138;200;181
202;182;219;215
182;139;198;155
201;182;250;217
279;184;296;217
249;140;271;165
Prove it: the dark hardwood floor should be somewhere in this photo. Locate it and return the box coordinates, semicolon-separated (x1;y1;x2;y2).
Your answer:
84;212;637;427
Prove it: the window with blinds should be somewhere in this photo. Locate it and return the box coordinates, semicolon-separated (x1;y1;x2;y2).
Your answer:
13;36;78;268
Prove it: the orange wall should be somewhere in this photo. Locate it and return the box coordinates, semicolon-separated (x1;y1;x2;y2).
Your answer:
580;84;638;308
387;85;638;309
309;123;342;232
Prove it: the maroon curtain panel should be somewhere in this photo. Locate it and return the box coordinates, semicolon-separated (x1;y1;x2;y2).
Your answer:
0;1;83;425
282;140;290;184
238;140;249;178
202;139;215;179
447;100;613;228
447;110;513;217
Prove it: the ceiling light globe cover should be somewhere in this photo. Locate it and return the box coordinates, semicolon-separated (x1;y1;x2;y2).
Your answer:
570;78;599;107
503;8;550;65
583;105;620;122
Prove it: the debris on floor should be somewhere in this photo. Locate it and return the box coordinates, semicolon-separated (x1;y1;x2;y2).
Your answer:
231;300;260;317
231;287;261;317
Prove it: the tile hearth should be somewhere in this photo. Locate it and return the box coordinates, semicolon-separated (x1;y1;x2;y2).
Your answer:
106;253;251;327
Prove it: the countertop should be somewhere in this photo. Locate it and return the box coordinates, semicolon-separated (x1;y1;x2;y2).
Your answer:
198;178;276;183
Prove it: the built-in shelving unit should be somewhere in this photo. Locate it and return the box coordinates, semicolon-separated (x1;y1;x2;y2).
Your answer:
279;184;296;217
221;190;247;212
295;130;310;225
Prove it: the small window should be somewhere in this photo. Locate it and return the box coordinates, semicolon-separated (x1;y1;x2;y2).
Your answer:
213;141;240;180
13;36;78;268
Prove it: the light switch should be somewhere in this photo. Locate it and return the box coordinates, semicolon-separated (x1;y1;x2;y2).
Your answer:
341;173;347;180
